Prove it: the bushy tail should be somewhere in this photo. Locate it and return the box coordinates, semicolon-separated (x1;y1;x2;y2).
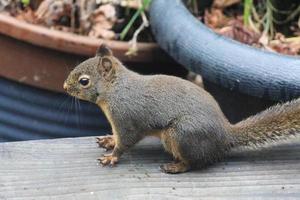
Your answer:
231;98;300;147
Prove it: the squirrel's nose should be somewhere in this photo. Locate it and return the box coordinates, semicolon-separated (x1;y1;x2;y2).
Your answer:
63;82;68;91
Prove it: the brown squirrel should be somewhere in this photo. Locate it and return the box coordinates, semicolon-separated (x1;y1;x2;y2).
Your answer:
63;44;300;174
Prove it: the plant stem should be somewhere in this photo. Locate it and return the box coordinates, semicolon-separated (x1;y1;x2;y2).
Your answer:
120;0;151;40
243;0;253;26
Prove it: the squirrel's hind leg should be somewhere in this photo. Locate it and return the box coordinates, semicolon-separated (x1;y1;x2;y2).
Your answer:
160;116;228;173
160;129;191;174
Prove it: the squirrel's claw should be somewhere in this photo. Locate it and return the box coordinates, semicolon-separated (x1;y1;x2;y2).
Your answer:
96;135;115;150
98;153;119;167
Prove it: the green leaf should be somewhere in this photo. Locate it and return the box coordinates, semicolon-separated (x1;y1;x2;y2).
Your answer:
243;0;253;26
120;0;152;40
22;0;30;6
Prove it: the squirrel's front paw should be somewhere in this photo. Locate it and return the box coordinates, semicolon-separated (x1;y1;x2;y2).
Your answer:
98;153;119;167
96;135;115;151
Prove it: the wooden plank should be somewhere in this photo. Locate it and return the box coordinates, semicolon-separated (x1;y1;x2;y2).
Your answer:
1;136;300;200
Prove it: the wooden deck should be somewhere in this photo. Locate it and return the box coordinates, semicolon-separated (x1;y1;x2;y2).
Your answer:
1;136;300;199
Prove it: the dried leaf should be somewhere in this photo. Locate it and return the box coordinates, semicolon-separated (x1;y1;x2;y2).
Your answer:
258;32;269;47
269;42;300;55
204;8;229;29
269;34;300;55
96;3;116;20
213;0;240;9
1;0;21;15
15;7;36;23
88;4;116;39
212;18;260;45
88;23;116;39
0;0;11;11
35;0;72;26
99;0;139;9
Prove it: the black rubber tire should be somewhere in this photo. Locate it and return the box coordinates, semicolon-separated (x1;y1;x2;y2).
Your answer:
0;77;109;142
150;0;300;101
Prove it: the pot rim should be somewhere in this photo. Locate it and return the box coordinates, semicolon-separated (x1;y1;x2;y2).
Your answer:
0;13;161;62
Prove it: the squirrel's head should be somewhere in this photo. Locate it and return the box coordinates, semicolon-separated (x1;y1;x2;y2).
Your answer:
63;44;117;103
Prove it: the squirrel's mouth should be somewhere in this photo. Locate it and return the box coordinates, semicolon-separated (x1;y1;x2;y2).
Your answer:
66;90;85;101
63;82;76;95
63;83;76;97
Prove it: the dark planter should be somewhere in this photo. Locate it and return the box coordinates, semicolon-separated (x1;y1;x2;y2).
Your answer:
150;0;300;102
149;0;300;123
0;77;110;142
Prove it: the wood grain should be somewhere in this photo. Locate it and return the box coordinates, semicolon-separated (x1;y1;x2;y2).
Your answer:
1;136;300;200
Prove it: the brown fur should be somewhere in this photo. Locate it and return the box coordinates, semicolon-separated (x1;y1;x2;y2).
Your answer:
147;129;164;139
64;44;300;173
97;100;121;148
160;128;187;163
231;98;300;146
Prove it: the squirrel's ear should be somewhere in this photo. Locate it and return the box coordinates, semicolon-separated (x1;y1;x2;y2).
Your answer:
96;44;113;57
97;57;115;79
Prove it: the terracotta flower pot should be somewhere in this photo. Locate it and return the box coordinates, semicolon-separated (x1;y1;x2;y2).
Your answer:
0;13;174;92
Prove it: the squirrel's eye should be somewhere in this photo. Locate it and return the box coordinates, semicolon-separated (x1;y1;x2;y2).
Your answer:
79;78;89;86
78;75;91;88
